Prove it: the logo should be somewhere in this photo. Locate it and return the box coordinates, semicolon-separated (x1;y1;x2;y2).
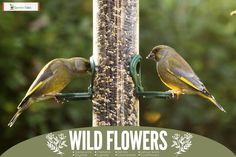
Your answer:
2;2;40;12
10;4;14;10
171;133;193;155
46;133;68;156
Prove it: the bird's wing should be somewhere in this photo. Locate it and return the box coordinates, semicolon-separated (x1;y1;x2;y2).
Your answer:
166;57;205;92
27;69;54;96
17;64;54;109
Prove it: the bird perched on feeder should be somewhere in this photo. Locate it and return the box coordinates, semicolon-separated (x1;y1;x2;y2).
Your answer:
8;57;91;127
146;45;226;112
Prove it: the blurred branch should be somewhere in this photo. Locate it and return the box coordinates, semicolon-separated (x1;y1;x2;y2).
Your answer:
230;10;236;16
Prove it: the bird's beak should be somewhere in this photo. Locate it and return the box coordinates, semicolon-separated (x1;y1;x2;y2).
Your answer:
146;52;155;60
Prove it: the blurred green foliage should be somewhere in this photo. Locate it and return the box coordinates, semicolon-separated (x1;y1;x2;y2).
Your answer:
0;0;236;154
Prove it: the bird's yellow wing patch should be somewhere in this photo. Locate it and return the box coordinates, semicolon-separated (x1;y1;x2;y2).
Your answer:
26;81;44;97
159;75;180;91
166;68;201;91
179;76;199;91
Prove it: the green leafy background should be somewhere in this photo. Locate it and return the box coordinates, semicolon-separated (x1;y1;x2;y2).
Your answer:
0;0;236;154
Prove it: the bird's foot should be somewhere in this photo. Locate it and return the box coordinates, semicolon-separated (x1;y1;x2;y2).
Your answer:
167;90;180;99
43;93;64;104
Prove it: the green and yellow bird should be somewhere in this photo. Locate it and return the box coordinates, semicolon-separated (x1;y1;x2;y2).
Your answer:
146;45;226;112
8;57;91;127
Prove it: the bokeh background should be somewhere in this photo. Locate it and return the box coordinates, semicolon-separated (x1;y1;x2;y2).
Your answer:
1;0;236;154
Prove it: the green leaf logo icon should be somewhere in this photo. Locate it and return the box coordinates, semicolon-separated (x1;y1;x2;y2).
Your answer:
10;4;14;10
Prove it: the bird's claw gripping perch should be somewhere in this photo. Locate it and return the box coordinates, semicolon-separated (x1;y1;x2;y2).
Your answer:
166;90;180;99
43;93;64;104
170;92;176;99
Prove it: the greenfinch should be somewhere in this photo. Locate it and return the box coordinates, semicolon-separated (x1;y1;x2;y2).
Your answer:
146;45;226;112
8;57;91;127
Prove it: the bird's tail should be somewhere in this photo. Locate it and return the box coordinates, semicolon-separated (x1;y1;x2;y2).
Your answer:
207;95;226;112
200;92;226;112
8;99;31;127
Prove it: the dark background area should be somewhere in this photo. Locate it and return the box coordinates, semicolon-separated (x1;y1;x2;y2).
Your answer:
1;0;236;154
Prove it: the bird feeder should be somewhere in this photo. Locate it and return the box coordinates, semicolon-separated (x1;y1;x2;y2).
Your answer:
56;0;173;126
